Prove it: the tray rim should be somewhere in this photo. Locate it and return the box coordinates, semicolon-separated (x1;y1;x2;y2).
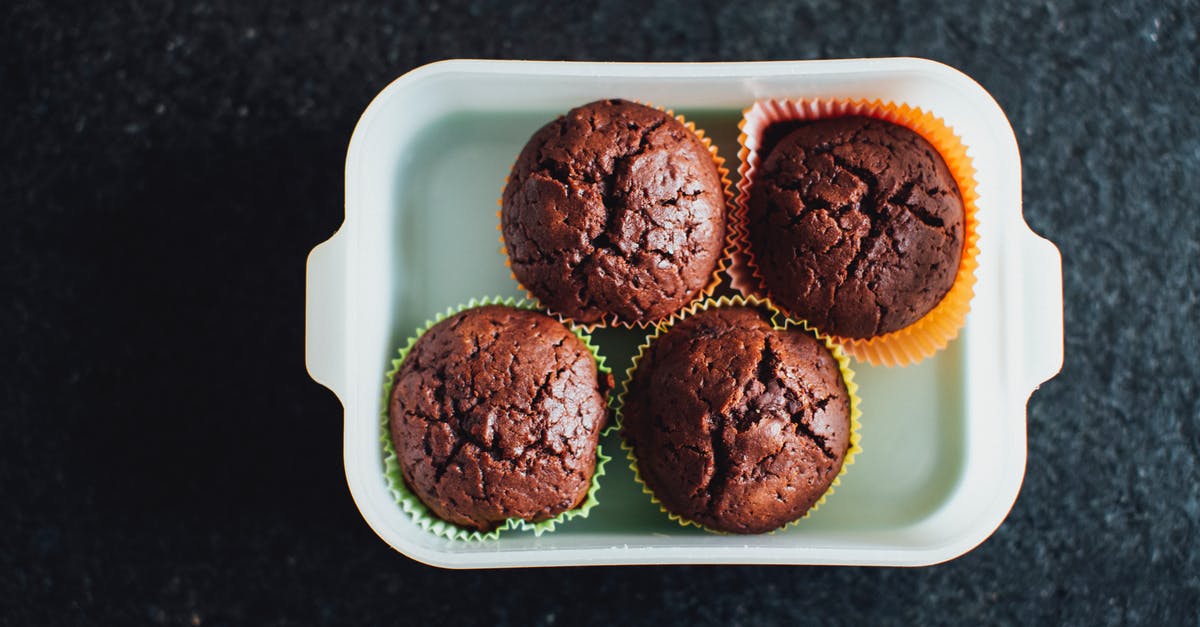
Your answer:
305;57;1064;569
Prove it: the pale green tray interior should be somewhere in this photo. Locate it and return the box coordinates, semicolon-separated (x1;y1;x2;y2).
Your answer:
384;109;966;536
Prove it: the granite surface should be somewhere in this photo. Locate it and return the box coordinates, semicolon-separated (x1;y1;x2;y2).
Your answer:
3;0;1198;624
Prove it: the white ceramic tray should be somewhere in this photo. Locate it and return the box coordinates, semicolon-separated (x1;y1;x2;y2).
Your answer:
305;58;1063;568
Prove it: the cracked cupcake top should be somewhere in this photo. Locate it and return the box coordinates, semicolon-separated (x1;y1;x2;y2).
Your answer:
620;306;850;534
501;99;726;326
746;115;965;339
388;305;610;532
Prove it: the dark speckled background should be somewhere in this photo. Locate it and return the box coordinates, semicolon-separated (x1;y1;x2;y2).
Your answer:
4;1;1198;624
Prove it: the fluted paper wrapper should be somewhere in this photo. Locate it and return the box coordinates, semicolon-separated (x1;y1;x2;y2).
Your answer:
498;102;736;332
380;296;611;541
730;99;981;367
613;295;862;534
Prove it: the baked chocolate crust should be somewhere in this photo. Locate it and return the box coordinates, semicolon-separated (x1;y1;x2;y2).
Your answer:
389;305;609;531
502;99;726;326
747;115;964;338
620;306;851;534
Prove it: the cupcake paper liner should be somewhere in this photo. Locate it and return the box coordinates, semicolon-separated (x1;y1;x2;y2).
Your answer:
729;98;981;367
497;101;736;333
380;296;611;541
613;294;862;534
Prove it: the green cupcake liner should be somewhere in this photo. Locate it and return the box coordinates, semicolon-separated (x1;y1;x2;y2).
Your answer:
380;295;611;541
613;294;862;534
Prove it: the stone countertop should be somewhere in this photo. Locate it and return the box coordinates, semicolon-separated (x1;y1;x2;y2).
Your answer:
4;1;1197;624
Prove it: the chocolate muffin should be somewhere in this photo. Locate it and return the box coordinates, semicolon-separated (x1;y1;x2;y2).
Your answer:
388;305;609;532
620;306;852;534
501;99;726;326
746;115;965;339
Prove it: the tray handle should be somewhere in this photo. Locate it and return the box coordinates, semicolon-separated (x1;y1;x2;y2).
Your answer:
306;230;348;399
1019;229;1065;395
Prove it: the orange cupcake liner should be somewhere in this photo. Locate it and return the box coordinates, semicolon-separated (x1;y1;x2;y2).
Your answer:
497;102;736;333
729;98;981;367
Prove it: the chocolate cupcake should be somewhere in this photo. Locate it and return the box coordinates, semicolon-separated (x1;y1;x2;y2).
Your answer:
746;115;965;339
387;304;610;533
620;304;854;534
501;99;727;327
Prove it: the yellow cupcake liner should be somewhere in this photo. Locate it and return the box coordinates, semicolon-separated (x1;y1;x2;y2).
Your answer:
380;296;611;541
497;101;736;333
729;98;981;367
613;294;862;534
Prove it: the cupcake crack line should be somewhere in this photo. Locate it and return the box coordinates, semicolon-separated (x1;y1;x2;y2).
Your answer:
502;99;725;325
747;115;965;339
388;306;607;532
621;306;852;534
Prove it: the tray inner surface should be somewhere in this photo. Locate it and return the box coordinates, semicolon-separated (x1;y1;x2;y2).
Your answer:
381;108;966;542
